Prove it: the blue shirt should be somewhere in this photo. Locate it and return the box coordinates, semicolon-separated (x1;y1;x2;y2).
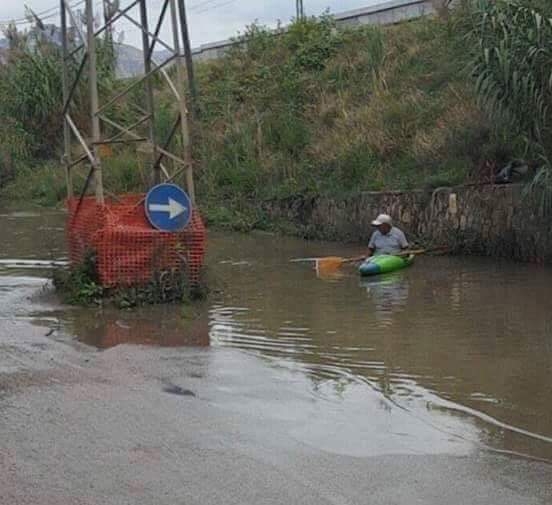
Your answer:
368;227;408;255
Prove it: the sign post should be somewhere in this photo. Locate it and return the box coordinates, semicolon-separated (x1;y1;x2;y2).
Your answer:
145;183;192;232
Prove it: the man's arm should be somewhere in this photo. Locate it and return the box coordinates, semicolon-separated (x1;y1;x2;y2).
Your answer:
367;232;377;257
398;229;409;250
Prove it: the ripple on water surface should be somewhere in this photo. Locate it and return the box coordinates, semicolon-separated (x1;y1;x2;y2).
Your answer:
208;233;552;461
1;214;551;462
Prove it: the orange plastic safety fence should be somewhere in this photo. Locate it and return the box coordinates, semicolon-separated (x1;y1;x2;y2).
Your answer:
67;194;206;288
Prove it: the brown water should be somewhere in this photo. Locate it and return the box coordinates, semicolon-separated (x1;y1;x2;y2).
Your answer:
1;209;552;462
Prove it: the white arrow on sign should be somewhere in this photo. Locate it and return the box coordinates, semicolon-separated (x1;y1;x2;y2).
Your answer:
148;198;187;220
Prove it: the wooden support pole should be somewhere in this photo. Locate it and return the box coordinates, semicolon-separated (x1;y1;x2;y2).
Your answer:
66;114;95;165
148;0;171;59
176;0;198;120
68;153;89;170
65;2;87;48
99;114;175;176
69;0;140;58
94;138;148;146
103;114;152;143
105;1;175;54
170;0;195;203
138;0;159;185
154;114;181;170
296;0;305;19
63;53;88;115
60;0;73;198
96;54;176;115
86;0;104;204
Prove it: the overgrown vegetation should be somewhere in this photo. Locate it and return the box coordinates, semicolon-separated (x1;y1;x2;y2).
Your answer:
458;0;552;215
2;2;552;219
52;252;104;306
53;251;210;308
1;20;117;156
195;14;494;208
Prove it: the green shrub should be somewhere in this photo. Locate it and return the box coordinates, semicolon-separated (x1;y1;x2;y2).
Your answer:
193;15;498;208
103;150;145;193
457;0;552;212
5;12;548;222
0;46;63;158
54;250;210;308
1;162;66;206
53;252;103;306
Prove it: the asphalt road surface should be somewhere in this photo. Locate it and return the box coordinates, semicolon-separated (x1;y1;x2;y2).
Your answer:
1;315;550;505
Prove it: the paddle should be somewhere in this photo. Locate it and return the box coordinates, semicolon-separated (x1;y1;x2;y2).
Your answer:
396;245;449;256
314;246;448;273
313;255;365;271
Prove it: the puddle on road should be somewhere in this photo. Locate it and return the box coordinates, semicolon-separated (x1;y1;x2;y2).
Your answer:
64;305;210;349
207;233;552;461
1;208;552;461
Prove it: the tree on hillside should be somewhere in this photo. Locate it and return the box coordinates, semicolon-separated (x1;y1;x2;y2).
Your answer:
3;22;26;52
0;6;118;180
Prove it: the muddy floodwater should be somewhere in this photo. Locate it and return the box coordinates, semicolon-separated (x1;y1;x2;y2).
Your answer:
1;208;551;504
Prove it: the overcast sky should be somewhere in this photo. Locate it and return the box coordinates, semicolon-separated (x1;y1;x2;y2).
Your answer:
0;0;382;47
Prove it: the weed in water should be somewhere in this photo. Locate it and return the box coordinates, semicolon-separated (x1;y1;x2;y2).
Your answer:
53;251;103;306
53;251;211;308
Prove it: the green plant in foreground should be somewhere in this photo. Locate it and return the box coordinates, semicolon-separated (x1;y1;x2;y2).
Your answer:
524;160;552;218
459;0;552;212
0;46;63;159
53;251;210;308
53;252;104;306
1;162;67;205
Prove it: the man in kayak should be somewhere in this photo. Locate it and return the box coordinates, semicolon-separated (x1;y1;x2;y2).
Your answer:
367;214;409;257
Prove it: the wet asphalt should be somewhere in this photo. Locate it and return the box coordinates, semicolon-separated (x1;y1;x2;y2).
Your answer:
1;316;550;505
0;211;550;504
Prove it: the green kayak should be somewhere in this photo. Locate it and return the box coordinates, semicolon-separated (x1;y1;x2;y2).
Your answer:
359;254;415;277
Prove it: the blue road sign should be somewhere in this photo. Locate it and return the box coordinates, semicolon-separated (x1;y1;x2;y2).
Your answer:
145;183;192;232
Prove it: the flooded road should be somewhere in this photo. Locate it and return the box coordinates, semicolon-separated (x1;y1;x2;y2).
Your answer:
1;209;551;504
207;234;552;462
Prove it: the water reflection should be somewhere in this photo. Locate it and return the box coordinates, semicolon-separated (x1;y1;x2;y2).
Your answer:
208;232;552;461
0;209;66;262
360;273;409;325
64;305;210;349
1;209;552;461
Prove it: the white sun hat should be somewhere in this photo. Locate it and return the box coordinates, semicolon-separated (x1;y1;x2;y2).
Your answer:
371;214;393;226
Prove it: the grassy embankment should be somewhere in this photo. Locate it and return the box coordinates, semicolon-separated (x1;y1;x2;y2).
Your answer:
0;11;527;229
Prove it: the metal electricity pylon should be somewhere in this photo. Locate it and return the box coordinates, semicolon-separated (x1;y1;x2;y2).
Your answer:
296;0;305;20
59;0;197;205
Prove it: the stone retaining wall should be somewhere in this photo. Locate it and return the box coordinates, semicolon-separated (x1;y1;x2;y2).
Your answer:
263;184;552;263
